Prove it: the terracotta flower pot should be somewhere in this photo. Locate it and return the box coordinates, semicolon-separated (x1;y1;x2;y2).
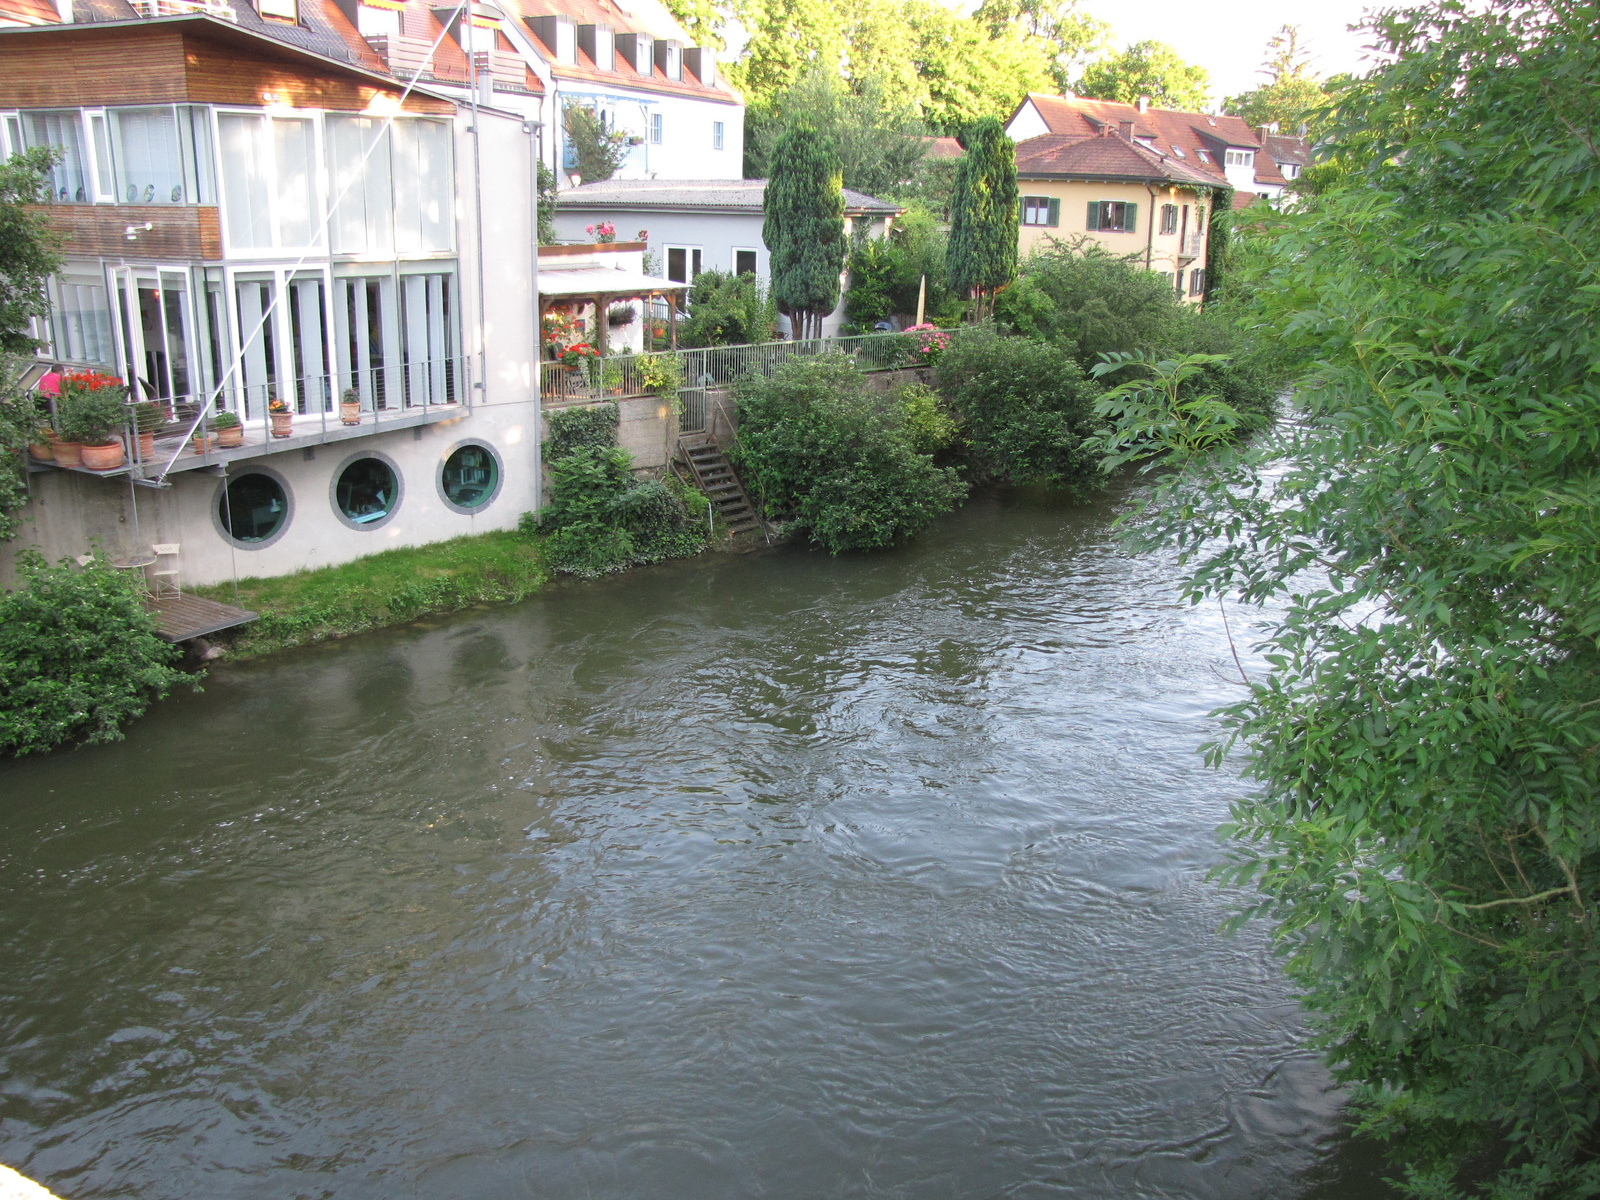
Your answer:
137;431;155;460
81;440;126;471
340;401;361;426
29;439;55;462
192;433;215;455
270;412;293;439
216;425;245;448
52;440;84;468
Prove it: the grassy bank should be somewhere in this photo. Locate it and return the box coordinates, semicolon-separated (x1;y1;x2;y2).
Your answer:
196;530;547;660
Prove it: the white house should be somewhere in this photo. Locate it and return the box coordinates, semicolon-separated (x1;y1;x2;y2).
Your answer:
550;178;901;337
0;17;542;590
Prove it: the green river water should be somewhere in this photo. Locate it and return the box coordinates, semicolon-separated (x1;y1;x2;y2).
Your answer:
0;487;1396;1198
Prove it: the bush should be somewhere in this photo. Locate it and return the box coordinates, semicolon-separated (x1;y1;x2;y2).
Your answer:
679;270;776;348
731;354;966;553
892;382;959;457
546;402;620;459
843;204;960;327
539;408;710;576
0;552;192;755
934;328;1102;491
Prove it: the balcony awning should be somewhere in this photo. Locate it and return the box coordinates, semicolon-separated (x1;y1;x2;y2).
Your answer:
537;267;686;297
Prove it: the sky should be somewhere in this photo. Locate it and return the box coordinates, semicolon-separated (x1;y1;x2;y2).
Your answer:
1081;0;1384;102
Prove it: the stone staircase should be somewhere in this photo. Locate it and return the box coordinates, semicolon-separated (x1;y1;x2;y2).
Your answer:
677;437;762;536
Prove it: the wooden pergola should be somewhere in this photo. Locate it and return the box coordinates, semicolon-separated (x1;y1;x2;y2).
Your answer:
537;267;689;358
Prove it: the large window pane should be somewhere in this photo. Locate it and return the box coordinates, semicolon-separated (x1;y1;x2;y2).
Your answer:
25;111;89;202
49;277;115;365
393;119;453;253
218;113;273;248
235;277;279;419
113;108;184;204
327;116;393;255
400;270;456;406
273;117;317;247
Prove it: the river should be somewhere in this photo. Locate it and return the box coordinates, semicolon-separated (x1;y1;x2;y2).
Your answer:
0;486;1395;1199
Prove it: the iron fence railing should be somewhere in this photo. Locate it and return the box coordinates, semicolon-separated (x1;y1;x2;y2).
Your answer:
540;332;923;426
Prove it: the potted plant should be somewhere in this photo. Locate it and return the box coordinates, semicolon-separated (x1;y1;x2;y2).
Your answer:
192;428;215;455
607;303;636;328
132;401;163;460
558;342;600;372
340;387;361;426
55;371;129;471
28;423;56;462
213;409;244;448
268;394;293;438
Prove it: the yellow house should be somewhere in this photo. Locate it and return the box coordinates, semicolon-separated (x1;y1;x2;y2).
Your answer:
1013;131;1221;303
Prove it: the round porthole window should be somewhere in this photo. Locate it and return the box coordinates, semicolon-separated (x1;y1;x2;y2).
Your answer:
332;454;402;530
216;471;291;548
438;442;502;513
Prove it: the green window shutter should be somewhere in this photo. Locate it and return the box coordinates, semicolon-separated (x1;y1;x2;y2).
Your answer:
1047;198;1060;227
1086;201;1100;230
1124;201;1138;232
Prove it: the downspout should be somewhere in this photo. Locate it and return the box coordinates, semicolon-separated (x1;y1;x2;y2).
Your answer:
469;63;489;414
527;120;543;513
1144;182;1157;271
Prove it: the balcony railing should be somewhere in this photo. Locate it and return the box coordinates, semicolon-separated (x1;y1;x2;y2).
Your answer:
131;0;237;20
32;355;469;482
1183;233;1206;258
541;332;923;431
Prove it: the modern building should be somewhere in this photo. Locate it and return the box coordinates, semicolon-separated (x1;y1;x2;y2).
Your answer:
1010;130;1219;302
1006;93;1292;206
0;0;746;189
0;15;542;590
549;177;901;336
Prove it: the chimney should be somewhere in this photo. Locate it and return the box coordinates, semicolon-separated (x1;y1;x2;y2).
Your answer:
1136;95;1149;113
1118;119;1135;140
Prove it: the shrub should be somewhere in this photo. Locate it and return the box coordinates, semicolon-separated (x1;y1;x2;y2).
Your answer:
679;269;776;348
637;353;683;397
892;382;958;457
54;371;128;444
731;354;966;553
0;552;192;755
934;327;1102;491
546;402;619;459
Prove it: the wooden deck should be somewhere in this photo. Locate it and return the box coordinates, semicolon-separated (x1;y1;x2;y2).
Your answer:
145;594;258;642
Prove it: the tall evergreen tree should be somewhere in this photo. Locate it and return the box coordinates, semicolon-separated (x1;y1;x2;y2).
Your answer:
946;117;1018;321
762;125;846;340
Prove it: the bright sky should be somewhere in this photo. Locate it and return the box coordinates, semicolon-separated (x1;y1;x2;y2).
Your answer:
1081;0;1383;102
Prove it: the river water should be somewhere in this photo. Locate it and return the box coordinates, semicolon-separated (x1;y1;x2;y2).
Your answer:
0;487;1394;1199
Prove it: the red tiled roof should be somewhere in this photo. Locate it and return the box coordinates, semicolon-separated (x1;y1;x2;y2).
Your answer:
1014;93;1281;190
922;135;964;160
0;0;61;24
1014;132;1220;188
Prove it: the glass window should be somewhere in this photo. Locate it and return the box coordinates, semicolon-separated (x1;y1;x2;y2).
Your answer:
25;110;90;202
218;112;319;249
734;249;757;276
649;112;662;144
335;456;399;525
327;116;394;255
1021;196;1058;227
666;246;687;283
1085;200;1137;233
441;443;499;510
1160;204;1178;234
113;108;183;204
393;119;453;253
49;276;115;366
712;120;723;151
220;472;289;544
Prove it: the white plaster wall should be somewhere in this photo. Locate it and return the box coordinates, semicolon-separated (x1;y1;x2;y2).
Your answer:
1006;101;1051;143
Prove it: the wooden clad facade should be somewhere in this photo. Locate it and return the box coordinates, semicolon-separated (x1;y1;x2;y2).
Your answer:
26;202;223;259
0;19;453;114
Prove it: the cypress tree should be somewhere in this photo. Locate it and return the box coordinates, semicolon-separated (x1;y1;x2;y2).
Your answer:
762;125;846;341
947;117;1019;321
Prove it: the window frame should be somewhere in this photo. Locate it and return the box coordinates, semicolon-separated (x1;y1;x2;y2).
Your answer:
712;120;724;151
213;106;329;257
664;244;703;284
1159;203;1178;235
733;247;758;276
436;438;504;514
1224;148;1255;169
1085;200;1137;233
1021;195;1060;227
649;111;663;144
329;449;405;531
212;465;295;550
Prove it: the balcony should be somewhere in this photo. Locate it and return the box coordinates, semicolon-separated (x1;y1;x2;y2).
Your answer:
130;0;237;19
365;34;445;80
471;49;533;93
1181;233;1206;259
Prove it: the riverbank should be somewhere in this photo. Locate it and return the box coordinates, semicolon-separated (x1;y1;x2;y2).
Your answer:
195;530;549;661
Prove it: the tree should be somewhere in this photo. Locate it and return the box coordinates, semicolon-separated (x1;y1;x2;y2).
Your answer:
745;69;931;199
679;269;776;347
972;0;1110;92
901;0;1055;132
762;125;846;341
535;159;557;244
1076;41;1210;111
1224;26;1332;134
946;117;1017;321
725;0;847;110
1134;1;1600;1193
561;103;629;184
656;0;754;52
0;148;61;356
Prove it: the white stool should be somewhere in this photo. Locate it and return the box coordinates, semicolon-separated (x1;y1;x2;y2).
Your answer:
150;543;181;598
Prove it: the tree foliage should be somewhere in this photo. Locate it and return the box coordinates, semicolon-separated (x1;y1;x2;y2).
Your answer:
845;203;961;326
972;0;1109;92
731;354;965;552
946;117;1018;320
562;103;629;185
1076;40;1210;110
0;148;62;356
1223;25;1334;135
0;356;44;543
679;269;777;347
762;125;846;340
0;552;193;756
1138;1;1600;1193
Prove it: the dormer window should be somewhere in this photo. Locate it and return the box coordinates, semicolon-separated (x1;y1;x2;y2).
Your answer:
655;38;681;81
684;46;716;87
258;0;296;21
616;31;652;75
529;14;576;65
579;22;615;70
1170;145;1185;158
1195;148;1211;164
1224;148;1254;168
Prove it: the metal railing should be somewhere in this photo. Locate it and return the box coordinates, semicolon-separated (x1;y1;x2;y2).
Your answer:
540;332;923;429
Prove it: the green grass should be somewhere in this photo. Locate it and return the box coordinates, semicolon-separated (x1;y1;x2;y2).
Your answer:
196;530;548;659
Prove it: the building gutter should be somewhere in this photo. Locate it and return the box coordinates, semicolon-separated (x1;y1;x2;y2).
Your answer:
1144;182;1157;271
527;118;543;514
